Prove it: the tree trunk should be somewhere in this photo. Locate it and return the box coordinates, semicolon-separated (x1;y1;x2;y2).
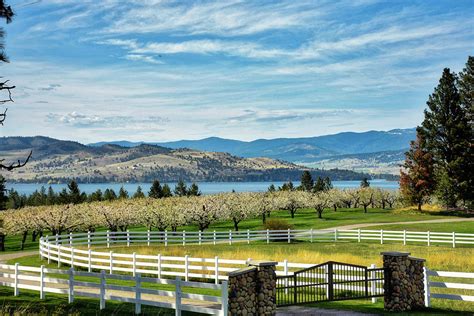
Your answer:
0;234;5;252
290;209;295;218
21;231;28;251
418;202;422;212
262;212;266;224
333;205;337;212
317;210;323;219
32;230;38;242
364;205;368;213
382;200;386;209
233;219;239;231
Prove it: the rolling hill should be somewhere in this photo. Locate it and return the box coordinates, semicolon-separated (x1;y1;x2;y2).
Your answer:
0;136;370;183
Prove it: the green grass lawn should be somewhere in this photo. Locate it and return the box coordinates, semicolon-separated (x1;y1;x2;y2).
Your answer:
369;221;474;233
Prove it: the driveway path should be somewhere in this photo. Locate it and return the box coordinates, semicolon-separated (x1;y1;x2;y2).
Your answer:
277;306;378;315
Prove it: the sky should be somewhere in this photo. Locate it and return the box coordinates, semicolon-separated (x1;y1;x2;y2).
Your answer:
0;0;473;143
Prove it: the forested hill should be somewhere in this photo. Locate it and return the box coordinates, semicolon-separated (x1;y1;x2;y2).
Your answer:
0;136;371;183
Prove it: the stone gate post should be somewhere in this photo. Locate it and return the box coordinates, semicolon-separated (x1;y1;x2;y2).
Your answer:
381;252;425;312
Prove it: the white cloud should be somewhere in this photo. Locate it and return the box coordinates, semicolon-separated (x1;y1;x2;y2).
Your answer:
124;54;163;64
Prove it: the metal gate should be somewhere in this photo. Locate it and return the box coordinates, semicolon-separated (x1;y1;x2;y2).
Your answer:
276;261;384;306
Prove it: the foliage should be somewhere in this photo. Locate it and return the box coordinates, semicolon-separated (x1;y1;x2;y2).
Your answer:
360;178;370;188
300;171;313;191
0;175;7;210
263;218;293;231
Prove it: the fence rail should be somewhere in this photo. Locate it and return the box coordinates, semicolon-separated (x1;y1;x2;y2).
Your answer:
0;263;228;315
41;228;474;252
424;268;474;306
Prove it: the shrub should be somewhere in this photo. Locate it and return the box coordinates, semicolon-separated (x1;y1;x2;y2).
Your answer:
263;218;293;231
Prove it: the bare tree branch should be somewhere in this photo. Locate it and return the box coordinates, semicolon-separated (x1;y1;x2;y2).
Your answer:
0;150;32;171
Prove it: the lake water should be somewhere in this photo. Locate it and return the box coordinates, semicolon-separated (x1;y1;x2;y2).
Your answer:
7;179;398;196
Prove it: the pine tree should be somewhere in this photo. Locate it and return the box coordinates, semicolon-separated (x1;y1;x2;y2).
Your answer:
267;184;276;192
149;180;163;199
67;180;83;204
300;171;313;192
360;178;370;188
174;180;188;197
162;184;173;197
187;183;201;196
0;176;7;210
133;186;145;199
118;186;129;199
419;67;471;207
46;186;56;205
323;177;333;191
89;189;103;202
400;134;436;211
457;56;474;206
103;188;117;201
313;177;325;192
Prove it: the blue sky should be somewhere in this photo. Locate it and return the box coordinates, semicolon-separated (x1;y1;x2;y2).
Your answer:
1;0;473;143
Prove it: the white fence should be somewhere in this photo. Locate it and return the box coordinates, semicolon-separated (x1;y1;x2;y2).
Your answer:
0;263;228;315
40;228;474;251
424;268;474;306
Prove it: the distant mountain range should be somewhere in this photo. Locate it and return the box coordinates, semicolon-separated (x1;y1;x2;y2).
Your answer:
89;128;415;174
0;136;370;183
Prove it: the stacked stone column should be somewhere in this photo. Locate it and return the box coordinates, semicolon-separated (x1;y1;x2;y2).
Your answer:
381;252;425;312
227;260;277;316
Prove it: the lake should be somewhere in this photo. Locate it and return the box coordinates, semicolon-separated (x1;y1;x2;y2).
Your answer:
7;179;399;196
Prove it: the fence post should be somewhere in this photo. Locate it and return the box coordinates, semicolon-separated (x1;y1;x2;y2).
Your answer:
13;263;19;296
57;245;61;268
403;230;407;245
221;280;228;316
266;229;270;244
127;230;130;247
327;263;334;300
147;230;150;246
71;247;75;269
87;231;91;249
247;229;250;244
185;255;189;281
68;268;74;304
199;231;202;245
334;229;338;242
55;233;59;245
423;267;430;307
165;230;168;247
370;264;376;303
182;230;186;246
213;230;216;245
288;228;291;244
310;228;313;243
38;264;45;299
157;254;162;279
229;230;232;245
88;249;92;272
100;270;106;310
109;251;113;274
47;240;51;264
69;232;73;246
427;231;430;246
106;230;110;248
325;264;329;300
132;252;137;277
358;229;361;242
135;273;141;315
214;256;219;284
284;259;289;295
175;277;182;316
452;232;456;248
380;229;384;245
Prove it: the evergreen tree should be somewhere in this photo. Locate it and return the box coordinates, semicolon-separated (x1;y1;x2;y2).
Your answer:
174;180;188;197
149;180;163;199
267;184;276;192
133;186;145;199
162;184;172;197
323;177;333;191
0;176;7;210
67;180;83;204
46;186;57;205
300;171;314;191
118;186;129;199
419;67;471;207
187;183;201;196
313;177;325;192
89;189;103;202
7;189;23;209
103;188;117;201
457;56;474;206
400;134;436;211
360;178;370;188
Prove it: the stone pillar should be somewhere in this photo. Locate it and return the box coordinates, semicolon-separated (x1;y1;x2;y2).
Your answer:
381;252;426;312
227;260;277;316
249;260;277;316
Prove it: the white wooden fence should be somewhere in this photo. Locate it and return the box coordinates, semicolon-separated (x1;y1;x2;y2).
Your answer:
0;263;228;315
40;228;474;251
424;268;474;306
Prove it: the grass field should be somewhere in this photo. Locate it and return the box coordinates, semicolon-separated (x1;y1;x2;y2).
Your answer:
369;221;473;233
